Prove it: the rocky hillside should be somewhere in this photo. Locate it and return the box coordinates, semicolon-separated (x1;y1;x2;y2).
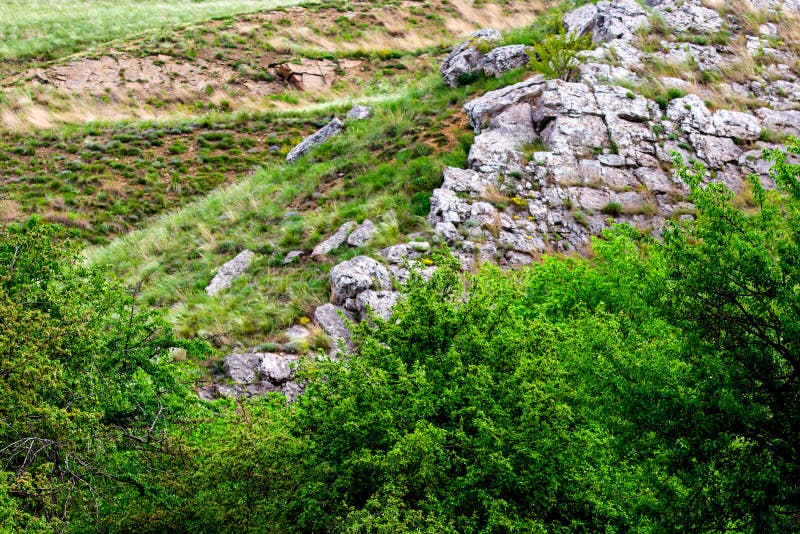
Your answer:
203;0;800;398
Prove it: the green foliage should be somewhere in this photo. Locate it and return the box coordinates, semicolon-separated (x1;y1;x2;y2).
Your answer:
526;26;591;81
0;221;208;531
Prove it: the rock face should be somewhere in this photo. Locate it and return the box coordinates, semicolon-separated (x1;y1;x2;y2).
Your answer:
440;29;531;88
286;117;345;163
440;29;502;87
205;250;255;296
426;0;800;270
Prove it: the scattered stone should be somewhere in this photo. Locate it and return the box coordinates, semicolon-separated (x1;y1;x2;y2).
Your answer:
286;117;345;163
346;219;377;247
653;0;723;34
283;250;304;264
355;290;401;320
757;108;800;136
346;105;372;120
563;3;598;37
330;255;392;306
311;221;357;259
205;250;255;296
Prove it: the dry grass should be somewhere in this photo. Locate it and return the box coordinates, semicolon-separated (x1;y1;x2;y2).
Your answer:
443;0;544;37
0;199;22;222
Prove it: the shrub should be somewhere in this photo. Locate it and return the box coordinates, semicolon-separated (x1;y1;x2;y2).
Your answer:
526;26;592;81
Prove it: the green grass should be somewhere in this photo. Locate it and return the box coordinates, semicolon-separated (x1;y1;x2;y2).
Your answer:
0;0;310;62
86;69;526;347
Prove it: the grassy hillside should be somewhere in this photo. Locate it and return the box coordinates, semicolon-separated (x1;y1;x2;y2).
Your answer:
87;70;530;347
0;0;308;63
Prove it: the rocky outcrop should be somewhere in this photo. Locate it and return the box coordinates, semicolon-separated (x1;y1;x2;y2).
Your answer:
286;117;345;163
426;0;800;269
205;250;255;296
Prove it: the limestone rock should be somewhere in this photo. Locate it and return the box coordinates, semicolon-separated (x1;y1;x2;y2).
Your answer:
563;3;598;37
276;58;337;90
593;0;650;43
346;105;372;120
330;256;392;305
712;110;761;141
205;250;255;296
355;290;401;320
311;221;357;259
440;29;502;88
478;45;531;78
689;133;743;169
653;0;723;33
313;303;355;353
286;117;345;163
463;76;545;133
757;108;800;136
346;219;377;247
283;250;304;264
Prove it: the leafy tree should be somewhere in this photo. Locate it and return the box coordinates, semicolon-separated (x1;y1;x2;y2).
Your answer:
635;151;800;531
0;220;207;531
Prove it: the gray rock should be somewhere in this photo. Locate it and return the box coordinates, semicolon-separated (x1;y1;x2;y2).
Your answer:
712;110;761;141
346;219;377;247
593;0;650;43
563;3;598;37
205;250;255;296
259;353;298;384
440;29;503;88
330;256;392;305
478;45;531;78
666;94;716;135
653;0;723;33
757;108;800;136
313;303;355;353
429;187;472;225
464;76;545;133
689;133;743;169
311;221;357;259
594;84;651;122
286;117;345;163
355;290;401;320
578;62;638;85
283;250;304;264
224;352;263;384
218;351;300;399
346;105;372;120
540;115;609;158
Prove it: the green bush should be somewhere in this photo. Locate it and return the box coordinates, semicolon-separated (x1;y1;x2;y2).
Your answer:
526;26;592;81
